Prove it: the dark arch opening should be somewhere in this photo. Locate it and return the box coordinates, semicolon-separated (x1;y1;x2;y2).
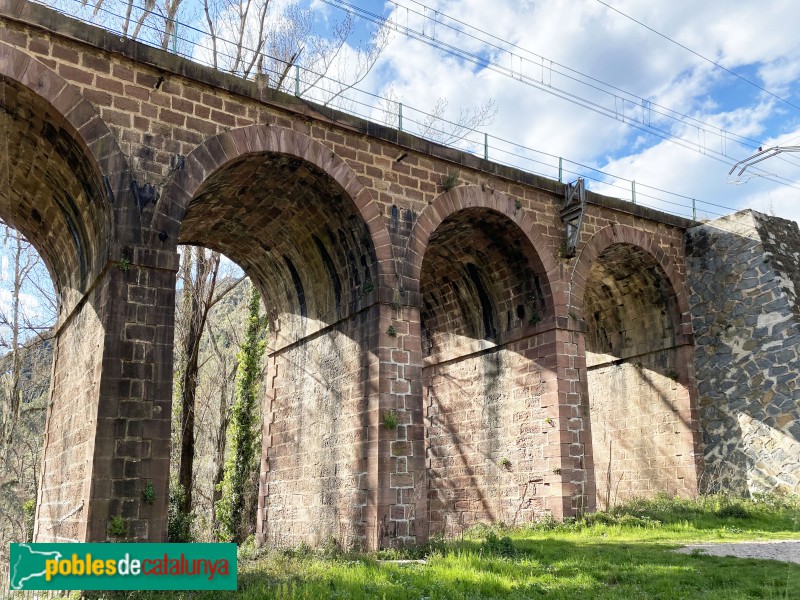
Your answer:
582;243;697;508
1;74;111;544
419;207;551;359
1;76;109;314
176;151;379;549
419;207;554;536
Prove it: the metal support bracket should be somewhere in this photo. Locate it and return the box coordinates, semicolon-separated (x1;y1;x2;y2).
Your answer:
560;178;585;258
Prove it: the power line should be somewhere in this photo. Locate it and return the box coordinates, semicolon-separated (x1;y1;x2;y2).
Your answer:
595;0;800;113
29;0;756;218
322;0;800;182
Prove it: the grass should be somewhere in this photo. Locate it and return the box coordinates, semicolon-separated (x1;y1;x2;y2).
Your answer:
86;494;800;599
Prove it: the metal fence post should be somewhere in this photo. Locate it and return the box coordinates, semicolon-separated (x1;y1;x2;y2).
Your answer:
484;133;488;161
632;180;636;204
295;65;300;96
399;103;403;132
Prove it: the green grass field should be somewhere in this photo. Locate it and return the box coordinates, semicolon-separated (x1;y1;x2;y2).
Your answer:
91;495;800;599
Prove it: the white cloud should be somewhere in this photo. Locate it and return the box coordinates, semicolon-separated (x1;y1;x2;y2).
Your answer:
350;0;800;223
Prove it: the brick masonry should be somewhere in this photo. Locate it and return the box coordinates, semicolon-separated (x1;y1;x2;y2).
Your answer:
0;0;736;548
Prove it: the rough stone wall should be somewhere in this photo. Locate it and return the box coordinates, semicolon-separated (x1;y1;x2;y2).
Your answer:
687;210;800;494
260;307;377;550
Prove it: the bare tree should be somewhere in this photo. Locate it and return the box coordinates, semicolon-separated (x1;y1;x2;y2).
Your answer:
0;226;55;587
174;247;244;520
380;86;497;148
0;226;55;451
200;0;389;101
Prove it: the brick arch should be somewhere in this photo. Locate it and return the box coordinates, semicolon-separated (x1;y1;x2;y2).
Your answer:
405;185;558;293
569;223;691;331
0;42;123;303
154;124;393;285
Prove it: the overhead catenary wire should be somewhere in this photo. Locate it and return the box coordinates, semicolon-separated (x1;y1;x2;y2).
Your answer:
321;0;800;181
594;0;800;114
35;0;750;219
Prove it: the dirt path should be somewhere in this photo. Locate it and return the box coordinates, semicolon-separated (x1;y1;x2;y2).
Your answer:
675;540;800;563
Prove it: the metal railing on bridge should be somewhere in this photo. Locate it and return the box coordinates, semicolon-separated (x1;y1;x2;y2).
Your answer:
26;0;743;222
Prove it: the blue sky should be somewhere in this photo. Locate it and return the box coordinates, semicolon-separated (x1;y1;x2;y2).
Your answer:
52;0;800;223
10;0;800;333
307;0;800;224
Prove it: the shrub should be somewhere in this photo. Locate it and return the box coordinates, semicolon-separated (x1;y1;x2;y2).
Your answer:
481;531;516;558
23;499;36;542
168;482;194;542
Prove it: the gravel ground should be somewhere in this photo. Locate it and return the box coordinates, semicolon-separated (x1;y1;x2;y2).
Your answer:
675;540;800;563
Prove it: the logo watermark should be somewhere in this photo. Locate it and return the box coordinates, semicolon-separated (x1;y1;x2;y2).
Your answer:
9;543;237;591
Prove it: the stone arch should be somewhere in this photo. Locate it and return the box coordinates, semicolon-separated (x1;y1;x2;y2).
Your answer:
573;224;699;507
0;42;124;314
160;125;397;550
154;124;393;287
416;187;560;535
406;185;559;295
569;223;691;334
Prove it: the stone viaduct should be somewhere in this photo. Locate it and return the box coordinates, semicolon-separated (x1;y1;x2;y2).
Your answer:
2;0;798;550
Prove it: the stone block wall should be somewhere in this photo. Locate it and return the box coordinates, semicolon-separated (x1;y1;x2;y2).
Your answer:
2;0;713;547
588;346;698;507
424;340;553;535
259;307;377;550
687;210;800;494
34;288;104;542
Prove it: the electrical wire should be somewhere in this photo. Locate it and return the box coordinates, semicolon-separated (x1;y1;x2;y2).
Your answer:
32;0;749;218
595;0;800;113
322;0;800;179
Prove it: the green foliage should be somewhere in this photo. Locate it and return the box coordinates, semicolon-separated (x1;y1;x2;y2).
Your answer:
316;536;342;559
386;325;397;337
23;498;36;542
382;410;398;430
108;515;127;538
480;531;516;557
89;494;800;600
215;286;267;544
514;199;522;210
167;482;194;542
607;492;795;528
443;172;459;191
112;257;131;272
499;457;511;469
141;479;156;505
361;280;375;296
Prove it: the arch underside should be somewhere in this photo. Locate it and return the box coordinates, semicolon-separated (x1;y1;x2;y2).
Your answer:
420;208;556;534
0;76;108;315
1;73;115;543
584;243;697;507
180;151;378;548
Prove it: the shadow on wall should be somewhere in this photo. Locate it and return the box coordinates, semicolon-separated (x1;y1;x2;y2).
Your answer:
177;150;379;549
687;211;800;496
420;207;556;537
583;243;698;509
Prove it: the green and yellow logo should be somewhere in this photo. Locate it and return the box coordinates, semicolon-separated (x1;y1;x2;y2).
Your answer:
9;543;237;590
